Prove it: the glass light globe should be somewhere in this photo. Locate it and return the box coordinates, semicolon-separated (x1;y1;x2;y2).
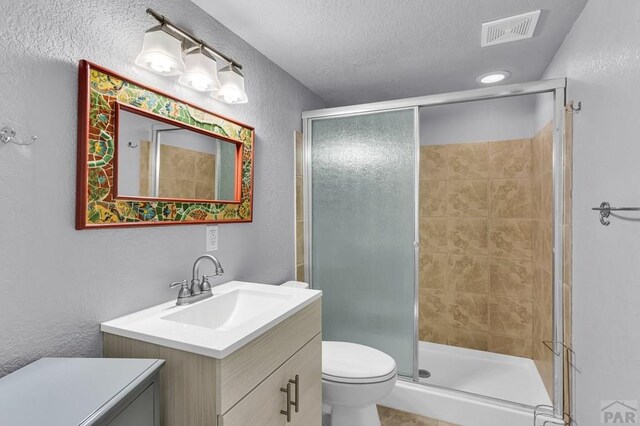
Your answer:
212;64;248;104
178;50;220;92
135;26;185;76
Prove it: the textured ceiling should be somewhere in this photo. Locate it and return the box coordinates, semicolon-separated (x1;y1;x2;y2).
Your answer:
191;0;587;107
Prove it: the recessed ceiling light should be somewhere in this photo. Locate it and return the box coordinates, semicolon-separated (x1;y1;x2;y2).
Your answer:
477;71;511;84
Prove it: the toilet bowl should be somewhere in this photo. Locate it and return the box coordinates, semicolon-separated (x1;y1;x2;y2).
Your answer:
280;282;397;426
322;341;397;426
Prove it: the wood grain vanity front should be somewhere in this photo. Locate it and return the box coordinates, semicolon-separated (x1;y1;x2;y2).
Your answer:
103;299;322;426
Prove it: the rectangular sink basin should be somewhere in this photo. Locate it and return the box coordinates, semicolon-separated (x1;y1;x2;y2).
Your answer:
161;289;291;331
100;281;322;358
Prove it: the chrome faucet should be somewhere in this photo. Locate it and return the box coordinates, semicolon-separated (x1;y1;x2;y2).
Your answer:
192;254;224;294
169;254;224;306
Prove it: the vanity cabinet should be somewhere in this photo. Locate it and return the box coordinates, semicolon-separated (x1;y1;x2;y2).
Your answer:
103;298;322;426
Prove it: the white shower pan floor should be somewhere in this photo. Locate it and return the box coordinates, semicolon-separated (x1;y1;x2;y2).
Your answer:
418;341;552;407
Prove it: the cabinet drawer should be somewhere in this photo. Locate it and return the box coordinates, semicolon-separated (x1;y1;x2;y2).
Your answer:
218;299;321;414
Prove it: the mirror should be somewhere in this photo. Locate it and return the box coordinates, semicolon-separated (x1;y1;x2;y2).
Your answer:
76;61;254;229
117;106;239;202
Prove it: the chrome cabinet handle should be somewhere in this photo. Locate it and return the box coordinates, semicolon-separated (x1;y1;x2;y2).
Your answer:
280;383;292;422
289;375;299;413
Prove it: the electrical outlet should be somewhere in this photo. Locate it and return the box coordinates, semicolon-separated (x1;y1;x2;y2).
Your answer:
206;225;218;251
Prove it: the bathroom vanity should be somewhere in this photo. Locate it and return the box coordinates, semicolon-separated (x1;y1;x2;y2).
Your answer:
101;281;322;426
0;358;164;426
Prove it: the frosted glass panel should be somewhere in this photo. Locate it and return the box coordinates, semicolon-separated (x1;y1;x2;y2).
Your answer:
311;109;416;376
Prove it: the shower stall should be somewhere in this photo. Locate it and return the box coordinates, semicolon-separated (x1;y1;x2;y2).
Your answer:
301;79;572;426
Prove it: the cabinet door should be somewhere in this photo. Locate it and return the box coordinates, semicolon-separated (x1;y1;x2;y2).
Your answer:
286;334;322;426
108;384;156;426
221;364;287;426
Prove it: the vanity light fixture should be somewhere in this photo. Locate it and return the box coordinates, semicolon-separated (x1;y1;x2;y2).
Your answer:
212;64;248;104
179;48;220;92
137;8;248;104
477;71;511;84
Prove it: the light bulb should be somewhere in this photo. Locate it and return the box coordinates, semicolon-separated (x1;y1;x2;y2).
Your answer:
219;87;241;103
191;77;210;91
477;71;511;85
148;55;174;73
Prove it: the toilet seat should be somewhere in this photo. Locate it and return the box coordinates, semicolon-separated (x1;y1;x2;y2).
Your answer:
322;341;397;384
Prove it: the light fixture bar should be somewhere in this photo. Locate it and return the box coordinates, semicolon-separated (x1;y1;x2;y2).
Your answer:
146;8;243;70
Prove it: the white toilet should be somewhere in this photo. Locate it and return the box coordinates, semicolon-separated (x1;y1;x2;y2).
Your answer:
322;341;397;426
281;282;397;426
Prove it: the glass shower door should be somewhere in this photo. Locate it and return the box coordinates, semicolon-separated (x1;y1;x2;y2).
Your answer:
309;108;417;377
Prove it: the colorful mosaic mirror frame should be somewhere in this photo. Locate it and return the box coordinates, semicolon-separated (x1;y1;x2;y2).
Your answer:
76;61;254;229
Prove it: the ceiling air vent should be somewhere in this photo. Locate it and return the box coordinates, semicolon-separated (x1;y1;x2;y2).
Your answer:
481;10;541;47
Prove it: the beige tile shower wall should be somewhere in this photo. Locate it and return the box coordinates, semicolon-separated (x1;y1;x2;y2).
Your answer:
295;132;305;281
420;138;536;358
531;121;554;397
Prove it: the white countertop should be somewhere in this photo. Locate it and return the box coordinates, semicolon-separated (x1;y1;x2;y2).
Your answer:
101;281;322;359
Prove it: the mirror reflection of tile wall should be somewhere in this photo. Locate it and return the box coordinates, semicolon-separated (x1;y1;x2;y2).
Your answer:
139;140;152;196
138;141;217;200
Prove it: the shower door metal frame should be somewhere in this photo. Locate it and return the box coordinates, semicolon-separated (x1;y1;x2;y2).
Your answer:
302;77;567;419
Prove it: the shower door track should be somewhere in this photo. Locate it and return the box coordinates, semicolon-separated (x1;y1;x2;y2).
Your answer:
302;77;567;420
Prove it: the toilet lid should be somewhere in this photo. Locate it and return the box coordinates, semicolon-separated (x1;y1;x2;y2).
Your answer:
322;341;397;384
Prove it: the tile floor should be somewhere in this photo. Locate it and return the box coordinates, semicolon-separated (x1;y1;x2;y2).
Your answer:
378;406;460;426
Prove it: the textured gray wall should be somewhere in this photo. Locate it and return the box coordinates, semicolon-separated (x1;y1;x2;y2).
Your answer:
542;1;640;423
0;0;323;376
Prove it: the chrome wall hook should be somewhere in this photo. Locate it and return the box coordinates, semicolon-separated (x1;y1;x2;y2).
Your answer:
595;201;611;226
566;101;581;114
592;201;640;226
1;127;37;146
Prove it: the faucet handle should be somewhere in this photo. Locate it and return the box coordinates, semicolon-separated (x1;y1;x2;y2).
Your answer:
170;280;190;299
169;279;188;288
201;274;217;292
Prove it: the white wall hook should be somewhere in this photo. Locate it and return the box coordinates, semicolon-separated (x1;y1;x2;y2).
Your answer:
1;127;37;146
